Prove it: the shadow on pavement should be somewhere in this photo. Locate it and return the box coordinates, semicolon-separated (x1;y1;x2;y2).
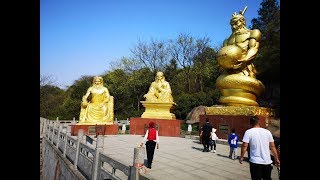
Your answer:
216;154;249;162
192;140;201;144
191;146;206;152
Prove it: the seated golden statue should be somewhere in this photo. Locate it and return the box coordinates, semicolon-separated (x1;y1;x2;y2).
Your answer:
78;76;114;125
141;71;176;119
144;71;174;103
216;6;265;106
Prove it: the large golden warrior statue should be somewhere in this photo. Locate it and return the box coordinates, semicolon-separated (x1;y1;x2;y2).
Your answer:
216;6;265;106
78;76;114;125
144;71;174;103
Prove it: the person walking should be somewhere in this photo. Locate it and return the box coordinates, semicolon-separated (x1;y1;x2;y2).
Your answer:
140;121;159;169
200;118;213;152
239;116;280;179
228;128;238;160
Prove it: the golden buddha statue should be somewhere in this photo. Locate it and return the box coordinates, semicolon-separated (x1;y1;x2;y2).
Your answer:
141;71;176;119
144;71;174;103
78;76;114;124
216;6;265;106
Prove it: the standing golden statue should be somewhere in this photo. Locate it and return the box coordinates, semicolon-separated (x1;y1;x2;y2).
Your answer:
216;6;265;106
78;76;114;124
141;71;176;119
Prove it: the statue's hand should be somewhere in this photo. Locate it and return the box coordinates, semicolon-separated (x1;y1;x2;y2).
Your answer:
82;101;88;108
238;55;248;62
156;83;163;90
233;62;243;69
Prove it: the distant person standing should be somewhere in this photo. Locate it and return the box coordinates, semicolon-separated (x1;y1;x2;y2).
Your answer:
140;122;159;169
228;128;238;160
210;128;218;153
200;118;213;152
239;116;280;179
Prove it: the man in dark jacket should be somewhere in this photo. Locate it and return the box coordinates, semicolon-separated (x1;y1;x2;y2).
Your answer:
200;118;213;152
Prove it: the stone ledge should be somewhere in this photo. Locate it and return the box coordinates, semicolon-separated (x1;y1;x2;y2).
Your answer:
206;105;274;116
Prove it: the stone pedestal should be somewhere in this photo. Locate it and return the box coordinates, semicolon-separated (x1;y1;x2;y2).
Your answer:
71;124;118;136
130;117;182;137
200;105;275;140
140;101;176;119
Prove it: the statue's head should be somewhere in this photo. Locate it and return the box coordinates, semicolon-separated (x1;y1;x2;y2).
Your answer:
155;71;165;81
230;6;247;32
93;76;103;86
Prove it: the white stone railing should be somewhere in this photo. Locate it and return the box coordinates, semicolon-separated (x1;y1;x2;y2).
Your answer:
40;117;79;137
41;118;146;180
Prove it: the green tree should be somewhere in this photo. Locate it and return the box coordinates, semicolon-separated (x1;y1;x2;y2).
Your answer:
61;76;93;119
110;56;142;73
250;0;280;82
127;68;154;115
174;91;218;119
168;33;211;92
131;38;169;73
192;47;218;92
250;0;280;116
40;85;66;119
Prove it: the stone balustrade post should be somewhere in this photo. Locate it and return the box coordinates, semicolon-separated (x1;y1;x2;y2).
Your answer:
63;130;68;157
50;121;55;143
42;119;47;135
74;129;84;169
55;117;59;130
130;146;145;180
62;123;68;133
46;120;50;136
67;125;72;136
56;124;63;148
92;135;104;180
44;120;48;138
40;118;43;135
54;121;60;144
47;121;51;139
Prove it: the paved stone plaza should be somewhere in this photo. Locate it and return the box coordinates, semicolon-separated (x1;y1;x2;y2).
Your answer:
96;135;279;180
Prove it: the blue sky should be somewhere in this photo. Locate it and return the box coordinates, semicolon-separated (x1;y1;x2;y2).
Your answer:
40;0;264;89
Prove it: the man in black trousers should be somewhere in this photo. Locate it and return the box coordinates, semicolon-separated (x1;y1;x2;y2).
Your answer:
200;118;213;152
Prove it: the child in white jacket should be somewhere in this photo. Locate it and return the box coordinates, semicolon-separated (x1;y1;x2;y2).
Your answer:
210;128;218;153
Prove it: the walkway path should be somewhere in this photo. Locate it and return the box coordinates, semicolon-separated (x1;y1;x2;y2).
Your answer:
96;135;279;180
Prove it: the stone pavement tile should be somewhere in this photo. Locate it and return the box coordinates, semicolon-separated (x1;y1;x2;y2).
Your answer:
212;164;251;179
156;153;179;161
174;159;205;169
144;173;181;180
144;168;182;179
162;161;194;172
209;161;250;178
154;156;172;163
168;171;202;180
189;169;231;180
97;135;279;180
